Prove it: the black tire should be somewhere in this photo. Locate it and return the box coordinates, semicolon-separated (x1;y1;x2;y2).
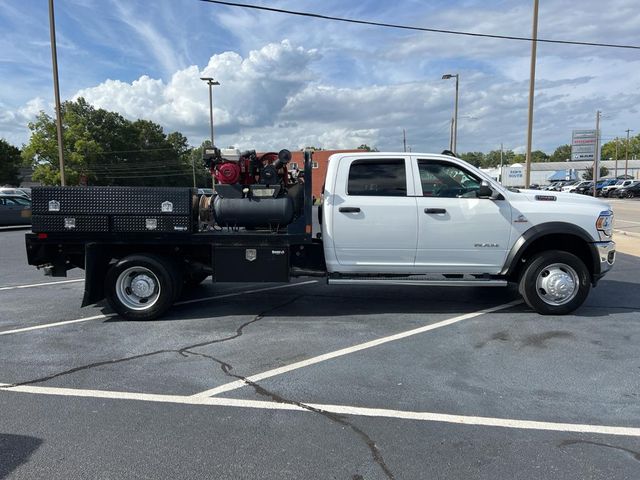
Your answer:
105;254;180;321
519;250;590;315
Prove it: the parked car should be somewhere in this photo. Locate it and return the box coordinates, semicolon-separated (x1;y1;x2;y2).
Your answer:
0;195;32;225
573;181;594;195
614;182;640;198
0;187;31;198
601;179;635;197
565;180;591;193
586;179;617;197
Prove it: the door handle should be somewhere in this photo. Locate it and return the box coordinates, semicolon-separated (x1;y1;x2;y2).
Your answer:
424;208;446;214
339;207;361;213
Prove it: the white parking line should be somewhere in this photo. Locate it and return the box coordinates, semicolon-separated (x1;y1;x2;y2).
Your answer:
0;278;84;291
192;299;523;398
0;314;112;336
1;383;638;438
0;280;318;336
617;219;640;226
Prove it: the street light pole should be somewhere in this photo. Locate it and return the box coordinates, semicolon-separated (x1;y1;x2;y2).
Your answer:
442;73;459;154
200;77;220;147
524;0;539;189
49;0;65;186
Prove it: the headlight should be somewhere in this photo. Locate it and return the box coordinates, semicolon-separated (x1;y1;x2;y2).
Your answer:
596;210;613;240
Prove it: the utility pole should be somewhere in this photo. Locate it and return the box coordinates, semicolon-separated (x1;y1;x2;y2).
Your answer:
49;0;65;185
614;137;619;179
403;129;407;152
625;129;633;178
499;142;504;184
593;110;601;197
524;0;539;188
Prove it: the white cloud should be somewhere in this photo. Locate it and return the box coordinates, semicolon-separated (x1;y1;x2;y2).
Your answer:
4;2;640;155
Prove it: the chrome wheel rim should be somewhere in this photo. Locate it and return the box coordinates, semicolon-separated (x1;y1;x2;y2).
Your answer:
115;266;161;310
535;263;579;306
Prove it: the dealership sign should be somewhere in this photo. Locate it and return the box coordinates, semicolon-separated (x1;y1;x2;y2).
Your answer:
571;129;597;161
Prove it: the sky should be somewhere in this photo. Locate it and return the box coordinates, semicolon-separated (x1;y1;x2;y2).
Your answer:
1;0;639;154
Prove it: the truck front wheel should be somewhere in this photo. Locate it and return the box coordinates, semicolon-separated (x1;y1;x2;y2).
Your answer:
519;250;590;315
105;254;180;320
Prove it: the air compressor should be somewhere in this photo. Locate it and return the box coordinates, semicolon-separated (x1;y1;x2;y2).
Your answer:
202;147;303;229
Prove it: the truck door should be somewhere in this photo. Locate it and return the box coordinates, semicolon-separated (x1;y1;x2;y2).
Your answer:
330;156;418;272
412;157;512;274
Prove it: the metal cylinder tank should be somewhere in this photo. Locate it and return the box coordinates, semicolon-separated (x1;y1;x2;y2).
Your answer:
213;196;294;228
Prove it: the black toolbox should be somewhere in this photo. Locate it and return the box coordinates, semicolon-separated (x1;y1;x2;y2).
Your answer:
31;186;195;233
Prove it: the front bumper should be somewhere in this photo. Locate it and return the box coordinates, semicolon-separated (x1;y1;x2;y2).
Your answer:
594;240;616;282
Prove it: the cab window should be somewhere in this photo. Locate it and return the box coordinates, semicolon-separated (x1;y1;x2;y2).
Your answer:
347;159;407;196
417;160;481;198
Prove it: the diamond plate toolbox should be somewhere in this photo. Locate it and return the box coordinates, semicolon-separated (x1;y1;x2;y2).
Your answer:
31;215;110;233
31;187;193;216
111;216;191;233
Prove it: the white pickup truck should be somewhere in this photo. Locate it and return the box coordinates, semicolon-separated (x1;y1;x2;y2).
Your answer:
26;151;615;319
321;152;615;315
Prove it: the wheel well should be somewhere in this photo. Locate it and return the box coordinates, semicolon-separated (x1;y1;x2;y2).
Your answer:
510;234;595;281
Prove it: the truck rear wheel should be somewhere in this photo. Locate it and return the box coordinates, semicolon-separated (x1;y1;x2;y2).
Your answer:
519;250;590;315
105;254;180;320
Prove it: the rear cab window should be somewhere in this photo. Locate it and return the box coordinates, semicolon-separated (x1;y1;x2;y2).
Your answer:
347;159;407;197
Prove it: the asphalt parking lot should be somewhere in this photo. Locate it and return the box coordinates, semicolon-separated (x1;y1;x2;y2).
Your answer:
1;224;640;479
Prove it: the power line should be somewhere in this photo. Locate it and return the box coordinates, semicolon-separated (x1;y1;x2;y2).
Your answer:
199;0;640;50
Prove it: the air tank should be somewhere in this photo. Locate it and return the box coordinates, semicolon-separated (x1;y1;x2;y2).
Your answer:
213;196;294;228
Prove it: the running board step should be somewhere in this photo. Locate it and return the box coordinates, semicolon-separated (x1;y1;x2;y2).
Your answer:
328;276;508;287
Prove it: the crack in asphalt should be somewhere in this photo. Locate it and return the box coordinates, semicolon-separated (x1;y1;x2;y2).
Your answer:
183;348;395;480
0;296;302;389
559;439;640;461
1;292;394;478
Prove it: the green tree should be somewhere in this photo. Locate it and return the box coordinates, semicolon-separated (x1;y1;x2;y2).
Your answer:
531;150;550;162
0;139;22;186
22;98;196;186
549;144;571;162
188;140;214;187
357;144;378;152
582;164;609;180
458;151;484;167
482;149;515;168
601;134;640;161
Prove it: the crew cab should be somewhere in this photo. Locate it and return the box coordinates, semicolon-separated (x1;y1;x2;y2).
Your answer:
25;151;615;320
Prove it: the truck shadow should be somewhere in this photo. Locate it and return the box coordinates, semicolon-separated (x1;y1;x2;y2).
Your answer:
0;434;43;479
103;283;530;321
100;275;640;322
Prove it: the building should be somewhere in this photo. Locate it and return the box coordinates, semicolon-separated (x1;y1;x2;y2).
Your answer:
484;159;640;187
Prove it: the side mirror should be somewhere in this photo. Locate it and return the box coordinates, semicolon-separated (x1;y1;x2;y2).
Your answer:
476;181;493;198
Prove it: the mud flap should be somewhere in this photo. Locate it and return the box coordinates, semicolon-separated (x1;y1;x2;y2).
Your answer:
81;243;110;307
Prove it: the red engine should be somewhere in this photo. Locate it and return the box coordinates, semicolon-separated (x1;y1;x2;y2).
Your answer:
206;149;291;187
214;162;241;184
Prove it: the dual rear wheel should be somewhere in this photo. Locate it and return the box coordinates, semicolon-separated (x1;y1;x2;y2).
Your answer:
105;254;185;321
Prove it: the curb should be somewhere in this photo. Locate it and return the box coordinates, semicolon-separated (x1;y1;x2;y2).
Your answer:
614;229;640;239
